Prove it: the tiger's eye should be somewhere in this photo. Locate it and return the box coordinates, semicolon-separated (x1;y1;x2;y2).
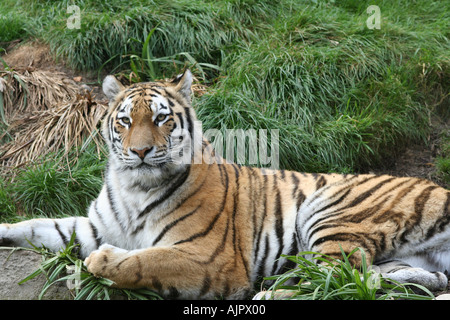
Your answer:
120;117;130;125
156;114;167;122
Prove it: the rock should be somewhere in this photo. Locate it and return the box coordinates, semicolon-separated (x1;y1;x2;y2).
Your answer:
435;294;450;300
0;248;72;300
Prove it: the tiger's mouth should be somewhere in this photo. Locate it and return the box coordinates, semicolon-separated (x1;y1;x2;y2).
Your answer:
121;145;169;168
136;161;166;169
136;150;180;167
124;161;167;173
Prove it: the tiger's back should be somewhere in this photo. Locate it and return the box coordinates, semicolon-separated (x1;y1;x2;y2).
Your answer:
1;70;449;299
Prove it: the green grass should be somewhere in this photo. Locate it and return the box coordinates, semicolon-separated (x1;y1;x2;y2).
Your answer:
435;128;450;187
437;157;450;184
0;144;106;223
0;14;27;43
263;248;434;300
0;178;16;218
194;0;448;171
1;0;271;74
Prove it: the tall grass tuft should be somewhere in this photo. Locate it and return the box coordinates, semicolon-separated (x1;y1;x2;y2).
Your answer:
1;144;106;222
260;248;434;300
3;0;270;73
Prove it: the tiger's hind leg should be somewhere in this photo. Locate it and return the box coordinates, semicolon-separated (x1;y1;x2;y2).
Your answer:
373;259;448;292
303;236;449;292
309;241;449;293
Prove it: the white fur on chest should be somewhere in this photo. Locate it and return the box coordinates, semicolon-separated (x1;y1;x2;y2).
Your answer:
89;164;175;250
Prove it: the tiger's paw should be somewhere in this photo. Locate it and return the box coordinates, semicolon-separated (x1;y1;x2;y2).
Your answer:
84;244;129;284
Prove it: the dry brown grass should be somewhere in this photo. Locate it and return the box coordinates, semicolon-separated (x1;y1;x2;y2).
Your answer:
0;69;107;169
0;69;80;118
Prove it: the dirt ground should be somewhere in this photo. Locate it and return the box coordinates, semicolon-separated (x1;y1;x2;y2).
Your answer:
1;41;107;101
371;116;449;189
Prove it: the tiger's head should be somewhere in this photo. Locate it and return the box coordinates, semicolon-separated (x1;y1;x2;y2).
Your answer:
101;70;200;174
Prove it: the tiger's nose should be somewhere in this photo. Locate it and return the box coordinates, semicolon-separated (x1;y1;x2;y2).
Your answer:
130;147;153;160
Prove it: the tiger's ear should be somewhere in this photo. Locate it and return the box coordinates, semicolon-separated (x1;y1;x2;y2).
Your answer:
103;75;125;101
172;69;193;102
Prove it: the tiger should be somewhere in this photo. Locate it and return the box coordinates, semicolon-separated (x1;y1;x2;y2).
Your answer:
1;69;449;299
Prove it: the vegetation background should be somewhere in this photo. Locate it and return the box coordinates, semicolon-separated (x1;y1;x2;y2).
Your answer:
0;0;448;299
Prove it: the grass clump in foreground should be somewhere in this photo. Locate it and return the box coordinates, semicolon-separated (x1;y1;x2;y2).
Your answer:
13;232;162;300
262;248;434;300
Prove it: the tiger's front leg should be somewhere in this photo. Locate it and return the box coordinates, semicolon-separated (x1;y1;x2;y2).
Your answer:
0;217;100;258
84;244;250;299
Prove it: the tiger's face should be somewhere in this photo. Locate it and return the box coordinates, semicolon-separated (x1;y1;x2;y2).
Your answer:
101;70;196;172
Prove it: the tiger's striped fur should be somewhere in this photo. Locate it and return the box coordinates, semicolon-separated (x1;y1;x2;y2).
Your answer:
1;70;449;299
